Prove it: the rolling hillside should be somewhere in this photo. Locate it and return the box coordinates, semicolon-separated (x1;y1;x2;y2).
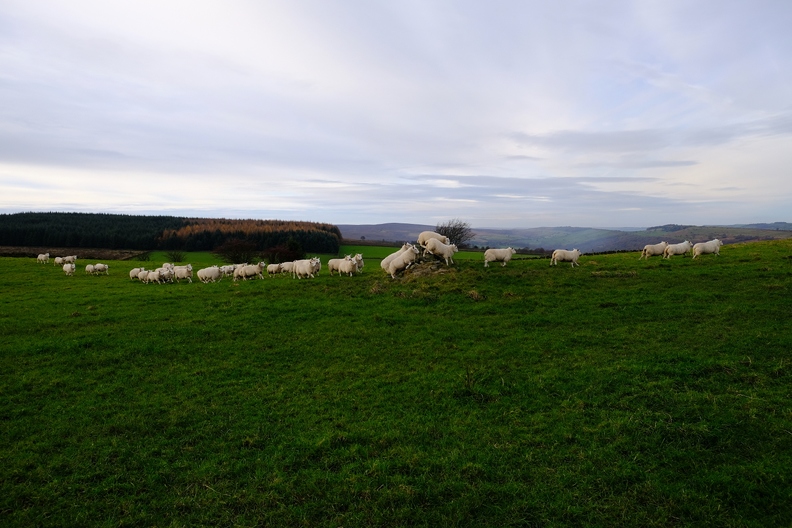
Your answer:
338;223;792;253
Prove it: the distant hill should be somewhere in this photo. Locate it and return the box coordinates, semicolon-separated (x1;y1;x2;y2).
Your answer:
724;222;792;231
338;223;792;253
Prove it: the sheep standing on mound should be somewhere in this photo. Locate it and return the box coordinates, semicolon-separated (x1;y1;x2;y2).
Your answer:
381;244;413;272
417;231;450;256
387;245;420;279
423;238;458;265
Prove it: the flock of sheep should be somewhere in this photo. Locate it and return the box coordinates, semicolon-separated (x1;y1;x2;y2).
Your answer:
34;234;724;282
638;239;723;260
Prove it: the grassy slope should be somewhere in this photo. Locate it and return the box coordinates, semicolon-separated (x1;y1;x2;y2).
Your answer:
2;242;792;526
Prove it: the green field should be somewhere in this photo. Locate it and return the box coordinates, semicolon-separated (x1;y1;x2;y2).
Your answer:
2;241;792;526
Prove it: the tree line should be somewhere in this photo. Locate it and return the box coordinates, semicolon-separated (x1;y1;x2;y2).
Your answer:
0;212;341;254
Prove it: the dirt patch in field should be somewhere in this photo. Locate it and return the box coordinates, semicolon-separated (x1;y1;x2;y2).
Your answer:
0;246;149;261
400;260;457;280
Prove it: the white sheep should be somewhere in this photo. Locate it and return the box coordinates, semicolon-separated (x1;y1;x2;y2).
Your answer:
235;262;265;281
53;257;64;266
336;258;359;277
353;253;364;272
63;263;76;276
663;241;693;259
266;263;281;276
84;264;95;274
155;267;174;282
37;253;50;264
328;255;353;276
219;265;237;277
381;244;413;272
129;267;145;280
551;249;582;267
197;266;222;283
93;263;109;275
423;238;458;265
692;239;723;259
484;247;516;267
388;245;420;278
174;266;193;283
417;231;450;253
292;258;320;279
639;241;668;260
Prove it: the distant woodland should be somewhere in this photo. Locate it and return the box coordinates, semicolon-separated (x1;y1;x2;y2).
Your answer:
0;212;342;253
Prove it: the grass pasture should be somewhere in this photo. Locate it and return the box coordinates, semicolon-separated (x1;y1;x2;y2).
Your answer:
2;241;792;526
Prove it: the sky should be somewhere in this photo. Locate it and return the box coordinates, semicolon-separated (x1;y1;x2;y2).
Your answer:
1;1;791;228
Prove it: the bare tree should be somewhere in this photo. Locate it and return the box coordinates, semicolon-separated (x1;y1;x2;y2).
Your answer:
436;218;476;248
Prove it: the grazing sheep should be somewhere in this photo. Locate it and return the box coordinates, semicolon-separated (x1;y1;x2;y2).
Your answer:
639;241;668;260
692;239;723;259
387;245;420;279
663;241;693;259
423;238;458;265
484;247;516;267
551;249;582;267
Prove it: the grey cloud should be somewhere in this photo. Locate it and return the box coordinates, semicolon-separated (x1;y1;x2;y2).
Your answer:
575;159;698;169
511;113;792;154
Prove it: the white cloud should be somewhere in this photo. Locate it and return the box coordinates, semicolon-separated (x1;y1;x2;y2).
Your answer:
1;0;791;227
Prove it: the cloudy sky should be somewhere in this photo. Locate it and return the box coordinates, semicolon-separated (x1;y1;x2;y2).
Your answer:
1;1;791;228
